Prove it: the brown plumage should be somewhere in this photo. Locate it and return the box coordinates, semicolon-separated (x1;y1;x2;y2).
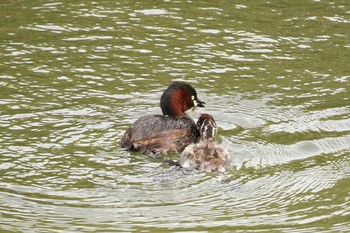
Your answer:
120;82;205;156
180;114;231;172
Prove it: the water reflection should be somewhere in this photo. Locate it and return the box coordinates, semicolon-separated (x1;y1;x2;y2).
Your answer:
1;0;350;232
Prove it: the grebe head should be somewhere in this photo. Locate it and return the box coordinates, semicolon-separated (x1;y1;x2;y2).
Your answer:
197;113;217;140
160;82;205;117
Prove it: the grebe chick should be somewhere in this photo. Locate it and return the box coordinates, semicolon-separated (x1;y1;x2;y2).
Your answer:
120;82;205;156
180;114;231;172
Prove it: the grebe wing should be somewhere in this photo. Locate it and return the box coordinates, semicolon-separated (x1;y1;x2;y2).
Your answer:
120;115;197;156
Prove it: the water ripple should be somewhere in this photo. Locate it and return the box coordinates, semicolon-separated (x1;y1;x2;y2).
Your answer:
1;0;349;232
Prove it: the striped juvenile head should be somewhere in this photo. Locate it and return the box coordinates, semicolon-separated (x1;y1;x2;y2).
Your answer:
197;113;217;140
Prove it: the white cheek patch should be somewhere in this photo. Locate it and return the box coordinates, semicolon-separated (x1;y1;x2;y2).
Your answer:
191;96;198;106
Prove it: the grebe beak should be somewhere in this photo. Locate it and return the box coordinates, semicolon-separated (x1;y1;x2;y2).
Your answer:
192;99;205;112
192;96;205;108
196;99;206;107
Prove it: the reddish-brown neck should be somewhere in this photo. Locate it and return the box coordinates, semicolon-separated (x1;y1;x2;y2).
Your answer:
168;89;193;117
160;88;194;117
160;82;199;117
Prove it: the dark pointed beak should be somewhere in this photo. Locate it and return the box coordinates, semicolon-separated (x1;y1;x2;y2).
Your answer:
196;99;205;107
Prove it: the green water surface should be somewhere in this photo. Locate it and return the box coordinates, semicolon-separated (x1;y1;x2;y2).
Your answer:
1;0;349;232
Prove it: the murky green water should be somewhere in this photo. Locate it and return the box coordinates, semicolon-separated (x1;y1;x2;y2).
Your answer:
1;0;349;232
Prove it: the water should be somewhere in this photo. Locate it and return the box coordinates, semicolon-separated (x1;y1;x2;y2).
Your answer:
1;0;349;232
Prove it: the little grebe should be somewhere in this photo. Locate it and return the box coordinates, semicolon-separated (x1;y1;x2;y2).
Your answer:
120;82;205;156
180;114;231;172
